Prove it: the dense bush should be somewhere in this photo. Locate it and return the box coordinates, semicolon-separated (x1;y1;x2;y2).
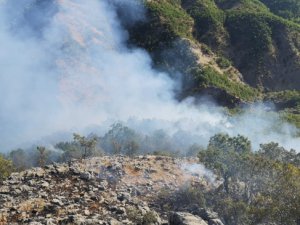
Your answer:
0;155;14;181
260;0;300;22
197;133;300;225
146;0;194;39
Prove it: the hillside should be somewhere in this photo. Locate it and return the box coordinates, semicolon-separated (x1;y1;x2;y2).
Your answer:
0;1;300;224
0;156;222;225
1;146;300;225
123;0;300;114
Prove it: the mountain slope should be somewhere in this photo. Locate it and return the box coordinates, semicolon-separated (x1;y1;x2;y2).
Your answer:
124;0;300;100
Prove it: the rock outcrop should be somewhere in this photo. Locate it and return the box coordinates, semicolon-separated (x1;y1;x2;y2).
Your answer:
0;156;223;225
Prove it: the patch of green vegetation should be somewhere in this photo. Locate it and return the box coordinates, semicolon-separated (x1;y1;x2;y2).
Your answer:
281;112;300;129
200;44;213;55
216;0;270;12
224;9;300;77
193;66;260;101
183;0;227;48
265;90;300;128
152;150;178;157
266;90;300;103
198;133;300;225
225;12;273;57
146;0;194;39
259;0;300;23
0;155;14;181
216;56;232;68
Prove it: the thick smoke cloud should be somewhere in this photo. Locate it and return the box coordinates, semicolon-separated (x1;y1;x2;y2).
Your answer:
0;0;299;151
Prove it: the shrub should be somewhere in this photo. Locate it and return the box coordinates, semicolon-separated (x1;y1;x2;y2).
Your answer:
0;155;14;181
216;56;232;69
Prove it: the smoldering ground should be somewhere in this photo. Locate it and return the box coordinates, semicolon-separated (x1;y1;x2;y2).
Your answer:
0;0;299;152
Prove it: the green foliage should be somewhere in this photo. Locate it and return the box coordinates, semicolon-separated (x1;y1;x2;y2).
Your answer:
73;133;98;159
267;90;300;102
36;146;49;167
207;133;251;153
265;90;300;128
9;149;29;171
55;141;82;161
0;154;14;181
132;0;300;109
216;56;231;69
176;186;206;207
260;0;300;22
152;150;179;157
101;123;141;156
142;211;158;225
259;142;300;166
213;198;250;225
184;0;226;47
282;112;300;129
215;0;270;12
146;0;193;39
193;66;259;101
186;143;205;156
126;207;158;225
197;134;300;225
199;133;251;192
226;12;273;57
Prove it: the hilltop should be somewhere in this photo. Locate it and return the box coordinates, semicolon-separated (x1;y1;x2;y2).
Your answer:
0;155;223;225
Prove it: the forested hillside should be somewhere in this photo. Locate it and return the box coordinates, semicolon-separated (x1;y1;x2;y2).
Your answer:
123;0;300;125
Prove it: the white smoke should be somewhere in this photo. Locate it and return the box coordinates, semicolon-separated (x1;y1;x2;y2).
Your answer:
0;0;299;151
182;163;217;184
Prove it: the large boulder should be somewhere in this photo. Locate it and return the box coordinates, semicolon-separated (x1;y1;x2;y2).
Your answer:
169;212;208;225
189;206;224;225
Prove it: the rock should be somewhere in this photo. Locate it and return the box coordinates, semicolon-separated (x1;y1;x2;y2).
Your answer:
0;186;10;194
117;192;131;202
55;165;69;174
189;207;224;225
197;208;219;220
41;181;50;188
46;218;56;225
169;212;208;225
20;185;32;192
51;199;63;206
209;219;224;225
84;209;90;216
80;172;93;181
116;207;126;215
0;155;220;225
108;218;122;225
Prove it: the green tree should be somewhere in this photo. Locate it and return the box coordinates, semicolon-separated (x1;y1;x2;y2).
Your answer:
101;123;141;155
125;140;140;157
0;154;14;181
259;142;300;166
199;133;251;193
55;141;82;161
9;148;29;171
73;133;98;159
36;146;49;167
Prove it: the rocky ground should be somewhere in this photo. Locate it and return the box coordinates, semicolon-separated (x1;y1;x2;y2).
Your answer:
0;155;224;225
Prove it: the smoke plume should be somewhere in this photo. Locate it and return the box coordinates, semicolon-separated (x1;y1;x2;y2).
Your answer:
0;0;299;151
